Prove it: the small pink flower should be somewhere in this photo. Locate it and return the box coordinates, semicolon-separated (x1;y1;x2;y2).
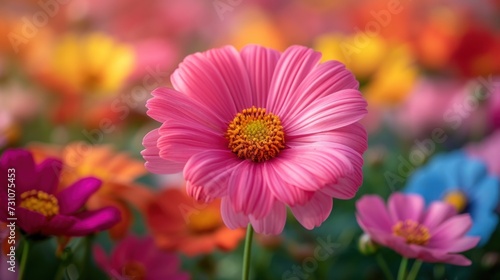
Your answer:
142;45;367;234
356;193;480;266
93;236;190;280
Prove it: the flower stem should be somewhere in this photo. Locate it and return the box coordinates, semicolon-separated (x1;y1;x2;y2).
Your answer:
242;224;254;280
80;236;93;280
407;260;423;280
397;257;408;280
19;239;30;280
376;253;394;280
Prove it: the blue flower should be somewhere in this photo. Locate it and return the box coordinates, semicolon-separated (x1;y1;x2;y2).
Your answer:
405;151;499;246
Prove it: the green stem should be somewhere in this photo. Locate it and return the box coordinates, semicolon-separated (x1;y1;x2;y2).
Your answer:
242;224;254;280
397;258;408;280
376;253;395;280
54;264;65;280
407;260;423;280
80;236;93;280
18;239;30;280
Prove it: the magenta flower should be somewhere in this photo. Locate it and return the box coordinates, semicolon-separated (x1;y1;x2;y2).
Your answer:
93;236;190;280
0;149;120;237
356;193;480;266
142;45;367;234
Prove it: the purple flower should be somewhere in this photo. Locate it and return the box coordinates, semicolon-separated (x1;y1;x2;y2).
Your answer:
0;149;120;237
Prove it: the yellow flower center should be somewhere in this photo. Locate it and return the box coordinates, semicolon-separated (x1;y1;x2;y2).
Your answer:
443;191;468;213
392;220;431;245
226;106;285;162
189;208;223;233
121;261;146;280
20;190;59;218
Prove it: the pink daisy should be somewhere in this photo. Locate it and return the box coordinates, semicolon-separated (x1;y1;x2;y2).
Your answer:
356;193;480;266
142;45;367;234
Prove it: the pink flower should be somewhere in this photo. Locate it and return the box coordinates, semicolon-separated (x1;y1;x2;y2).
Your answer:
391;78;466;138
0;149;120;237
467;130;500;176
142;45;367;234
356;193;480;266
93;236;189;280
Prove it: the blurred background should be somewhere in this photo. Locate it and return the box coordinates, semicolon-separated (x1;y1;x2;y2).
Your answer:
1;0;500;279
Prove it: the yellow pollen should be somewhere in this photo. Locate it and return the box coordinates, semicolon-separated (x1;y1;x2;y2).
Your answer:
20;190;59;218
443;191;468;213
225;106;285;162
392;220;431;245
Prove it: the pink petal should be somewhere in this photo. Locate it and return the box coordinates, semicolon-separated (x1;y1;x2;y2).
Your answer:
141;129;184;174
36;158;63;194
279;60;358;121
57;177;101;214
263;159;314;206
240;45;280;107
272;143;360;193
249;201;287;235
41;214;77;236
438;254;472;266
184;150;241;200
290;192;332;230
65;207;121;236
147;87;223;126
1;149;36;194
388;193;425;223
267;46;321;116
430;214;473;243
355;195;394;231
147;88;226;163
285;89;367;136
221;197;249;229
414;248;473;266
158;119;225;163
171;46;252;120
228;161;274;219
442;236;481;253
288;123;367;154
421;201;457;229
321;167;363;199
17;207;46;234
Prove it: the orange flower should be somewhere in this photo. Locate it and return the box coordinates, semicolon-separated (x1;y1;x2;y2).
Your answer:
147;188;245;256
29;142;153;239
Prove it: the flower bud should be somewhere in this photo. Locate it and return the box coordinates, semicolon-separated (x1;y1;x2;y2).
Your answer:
358;233;378;255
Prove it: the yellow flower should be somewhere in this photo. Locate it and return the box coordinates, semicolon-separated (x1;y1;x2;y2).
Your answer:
315;33;386;80
314;33;418;107
51;33;135;95
363;44;418;106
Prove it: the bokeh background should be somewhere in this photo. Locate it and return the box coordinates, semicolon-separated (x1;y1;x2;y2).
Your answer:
1;0;500;279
